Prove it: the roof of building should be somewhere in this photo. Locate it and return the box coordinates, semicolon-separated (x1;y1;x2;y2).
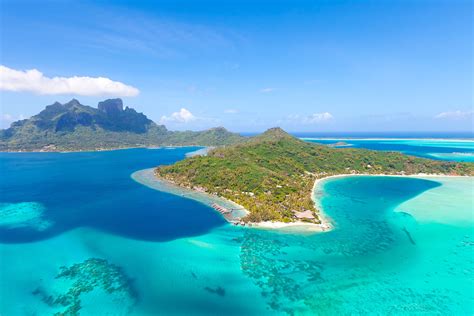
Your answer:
294;210;315;219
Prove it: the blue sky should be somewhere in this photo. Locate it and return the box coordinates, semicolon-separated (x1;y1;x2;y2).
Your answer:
1;0;472;132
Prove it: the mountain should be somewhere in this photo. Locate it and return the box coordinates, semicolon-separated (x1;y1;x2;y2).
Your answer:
156;127;474;223
0;99;245;151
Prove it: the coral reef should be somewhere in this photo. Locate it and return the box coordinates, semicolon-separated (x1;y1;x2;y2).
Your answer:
0;202;52;231
33;258;136;316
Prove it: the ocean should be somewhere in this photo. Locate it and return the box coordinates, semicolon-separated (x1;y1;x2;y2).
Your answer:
303;138;474;162
0;141;472;315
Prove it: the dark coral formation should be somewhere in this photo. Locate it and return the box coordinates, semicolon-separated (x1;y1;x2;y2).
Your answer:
204;286;226;296
237;231;325;314
237;216;462;315
33;258;136;316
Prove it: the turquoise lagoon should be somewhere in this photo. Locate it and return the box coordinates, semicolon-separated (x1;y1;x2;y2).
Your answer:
0;148;473;315
303;138;474;162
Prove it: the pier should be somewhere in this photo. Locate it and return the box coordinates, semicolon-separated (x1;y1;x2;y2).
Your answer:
211;203;232;215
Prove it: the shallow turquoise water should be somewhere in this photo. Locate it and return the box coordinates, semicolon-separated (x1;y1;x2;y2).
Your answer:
0;149;472;315
303;138;474;162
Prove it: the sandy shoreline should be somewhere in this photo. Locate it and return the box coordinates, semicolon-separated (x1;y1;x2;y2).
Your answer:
131;168;249;222
132;168;471;234
249;220;330;233
239;173;471;233
310;173;472;230
132;168;331;233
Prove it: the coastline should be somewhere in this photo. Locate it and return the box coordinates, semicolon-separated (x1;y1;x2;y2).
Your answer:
131;168;249;222
0;145;205;154
313;173;471;186
249;176;334;233
249;220;330;233
4;135;473;153
132;168;330;232
132;168;472;234
131;167;332;233
221;172;470;233
311;172;473;228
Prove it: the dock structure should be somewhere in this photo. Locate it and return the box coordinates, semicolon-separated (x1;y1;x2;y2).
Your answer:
211;203;231;215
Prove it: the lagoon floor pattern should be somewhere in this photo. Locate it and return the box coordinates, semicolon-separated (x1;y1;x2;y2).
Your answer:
0;148;473;315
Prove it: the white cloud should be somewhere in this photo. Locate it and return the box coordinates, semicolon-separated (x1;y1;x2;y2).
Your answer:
0;113;26;128
224;109;238;114
280;112;334;125
435;110;473;120
305;112;334;123
160;108;196;124
260;87;275;93
1;114;14;123
0;65;139;97
1;113;26;122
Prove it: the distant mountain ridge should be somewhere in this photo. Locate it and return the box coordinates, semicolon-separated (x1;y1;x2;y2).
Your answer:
0;99;245;151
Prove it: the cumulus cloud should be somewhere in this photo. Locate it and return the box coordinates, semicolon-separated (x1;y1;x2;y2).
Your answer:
260;87;275;93
224;109;238;114
160;108;196;124
435;110;473;120
0;65;139;97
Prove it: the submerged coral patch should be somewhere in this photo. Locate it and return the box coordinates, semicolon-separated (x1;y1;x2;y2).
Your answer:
33;258;137;316
204;286;226;296
0;202;52;231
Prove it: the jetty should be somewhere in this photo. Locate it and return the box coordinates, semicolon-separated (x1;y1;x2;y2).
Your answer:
211;203;231;215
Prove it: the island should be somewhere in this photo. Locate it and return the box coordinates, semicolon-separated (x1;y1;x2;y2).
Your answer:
327;141;352;147
155;128;474;227
0;98;245;152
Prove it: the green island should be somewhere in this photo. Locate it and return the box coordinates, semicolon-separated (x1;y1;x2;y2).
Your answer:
156;128;474;223
0;98;244;152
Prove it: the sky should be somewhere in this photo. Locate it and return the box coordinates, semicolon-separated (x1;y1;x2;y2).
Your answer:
0;0;472;132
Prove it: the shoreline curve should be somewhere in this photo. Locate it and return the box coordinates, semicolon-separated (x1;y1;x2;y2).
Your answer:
132;168;471;234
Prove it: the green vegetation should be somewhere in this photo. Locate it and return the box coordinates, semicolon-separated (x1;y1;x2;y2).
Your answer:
0;99;245;151
156;128;474;223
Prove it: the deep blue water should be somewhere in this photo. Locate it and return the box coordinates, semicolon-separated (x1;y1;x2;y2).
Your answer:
0;148;226;243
